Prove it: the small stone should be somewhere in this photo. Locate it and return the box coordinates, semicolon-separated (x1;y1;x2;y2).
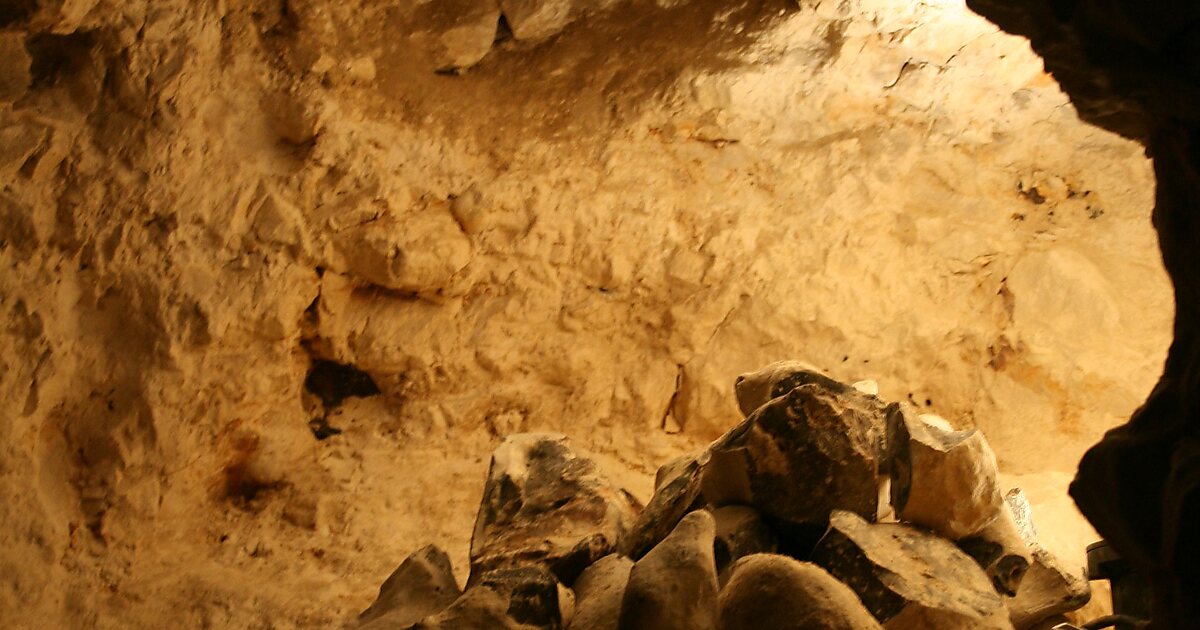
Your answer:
618;510;719;630
812;511;1012;629
852;380;880;396
358;545;461;628
957;506;1032;597
712;506;778;582
1007;547;1091;628
470;434;637;585
712;383;883;526
888;408;1004;540
566;554;632;630
619;453;704;559
0;33;31;103
498;0;575;41
420;566;569;629
718;554;882;630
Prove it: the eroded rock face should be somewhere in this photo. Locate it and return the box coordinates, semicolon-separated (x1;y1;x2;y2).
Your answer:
470;434;638;585
812;511;1012;629
358;545;461;628
718;554;882;630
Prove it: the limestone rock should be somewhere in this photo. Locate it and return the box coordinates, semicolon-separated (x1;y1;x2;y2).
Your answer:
888;408;1004;540
331;205;471;294
0;33;31;103
358;545;461;628
957;505;1032;597
566;554;632;630
712;505;777;581
470;434;637;585
1007;547;1090;629
418;0;501;71
619;453;704;559
618;510;718;630
498;0;575;42
712;383;882;526
812;511;1012;629
420;566;570;629
718;554;882;630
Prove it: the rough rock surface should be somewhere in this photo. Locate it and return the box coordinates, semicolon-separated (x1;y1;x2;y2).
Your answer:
714;383;883;525
358;545;462;628
718;554;882;630
420;566;570;629
618;510;718;630
957;507;1032;597
565;554;632;630
0;0;1175;626
470;434;638;584
619;451;704;559
812;511;1012;629
890;409;1004;539
1007;547;1090;629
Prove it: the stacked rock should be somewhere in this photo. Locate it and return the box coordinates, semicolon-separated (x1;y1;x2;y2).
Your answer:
357;361;1093;629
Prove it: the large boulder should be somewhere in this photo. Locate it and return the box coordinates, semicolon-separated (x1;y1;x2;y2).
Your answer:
358;545;461;629
566;554;632;630
718;554;882;630
733;360;886;420
1007;547;1091;629
470;434;638;585
711;383;883;526
812;511;1012;629
618;510;719;630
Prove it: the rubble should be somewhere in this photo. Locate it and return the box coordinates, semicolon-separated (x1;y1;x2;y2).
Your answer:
362;363;1098;630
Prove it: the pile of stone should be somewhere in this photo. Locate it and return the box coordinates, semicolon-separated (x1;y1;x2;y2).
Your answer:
356;361;1092;629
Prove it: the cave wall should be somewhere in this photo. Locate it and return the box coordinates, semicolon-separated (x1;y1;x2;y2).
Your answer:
0;0;1176;626
966;0;1200;625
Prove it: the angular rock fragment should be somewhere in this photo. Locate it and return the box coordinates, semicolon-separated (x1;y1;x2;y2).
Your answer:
888;408;1004;540
420;0;501;71
420;566;570;629
712;505;777;581
812;511;1012;629
358;545;461;629
999;489;1090;627
498;0;575;42
1007;547;1090;628
957;506;1032;597
712;383;883;526
718;554;882;630
619;453;704;559
566;554;632;630
618;510;719;630
470;434;637;585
